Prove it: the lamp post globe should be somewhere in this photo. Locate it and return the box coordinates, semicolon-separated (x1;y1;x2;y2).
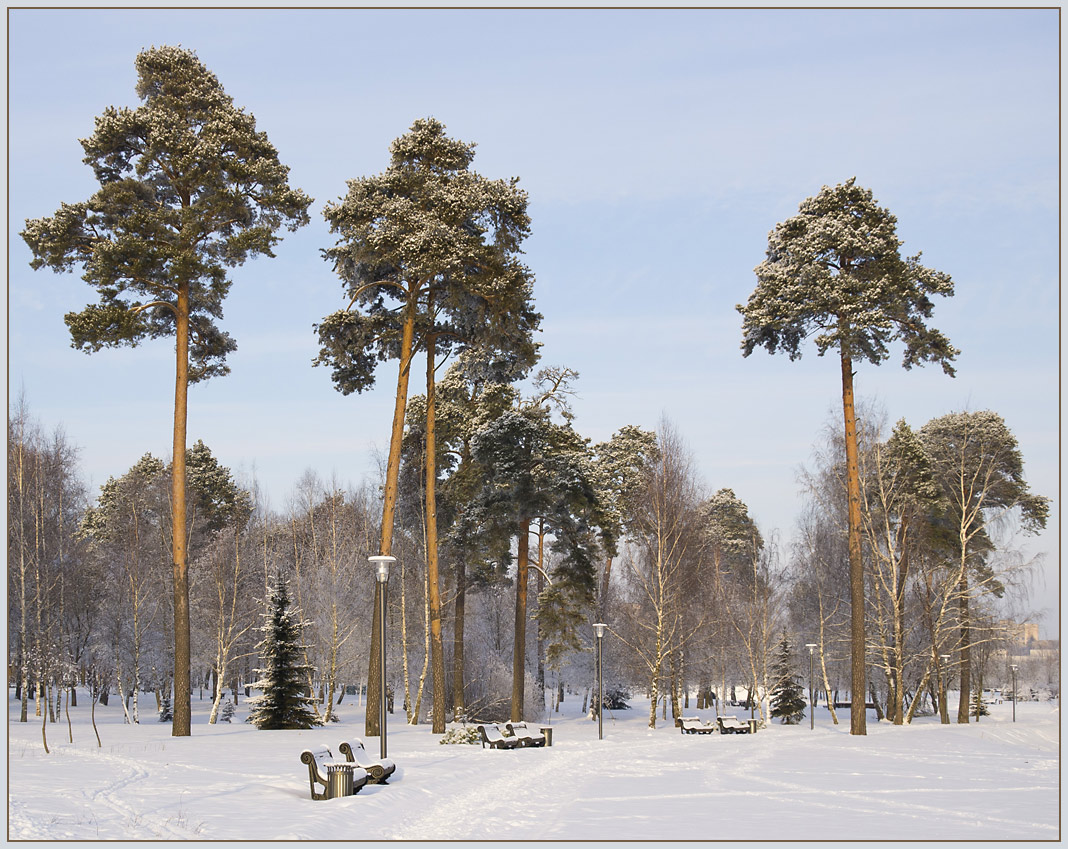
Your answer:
369;555;395;759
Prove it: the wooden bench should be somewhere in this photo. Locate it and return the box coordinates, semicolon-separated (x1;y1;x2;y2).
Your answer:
339;739;396;784
477;724;520;749
679;716;716;735
716;715;755;734
504;721;547;747
300;745;369;800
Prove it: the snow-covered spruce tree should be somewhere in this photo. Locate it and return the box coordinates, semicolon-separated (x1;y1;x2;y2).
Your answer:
739;178;957;735
247;574;322;730
769;633;806;725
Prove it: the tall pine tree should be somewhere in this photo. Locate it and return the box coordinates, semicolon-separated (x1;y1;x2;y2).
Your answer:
22;46;311;736
248;574;321;730
739;178;957;735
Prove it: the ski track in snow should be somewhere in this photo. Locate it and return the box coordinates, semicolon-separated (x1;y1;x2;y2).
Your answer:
9;744;204;840
387;745;570;839
65;746;204;839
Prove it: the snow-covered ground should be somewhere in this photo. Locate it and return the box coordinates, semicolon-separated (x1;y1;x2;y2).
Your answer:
7;688;1059;842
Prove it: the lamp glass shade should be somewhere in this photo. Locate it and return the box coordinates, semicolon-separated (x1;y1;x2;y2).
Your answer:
369;555;395;583
593;623;607;638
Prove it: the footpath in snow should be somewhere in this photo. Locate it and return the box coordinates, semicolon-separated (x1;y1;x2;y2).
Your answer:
7;689;1060;842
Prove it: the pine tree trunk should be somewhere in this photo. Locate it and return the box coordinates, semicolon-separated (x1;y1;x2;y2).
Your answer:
957;573;971;724
598;555;614;620
535;521;546;710
452;559;466;716
171;280;191;737
840;346;867;736
424;338;447;734
367;293;417;737
511;518;531;722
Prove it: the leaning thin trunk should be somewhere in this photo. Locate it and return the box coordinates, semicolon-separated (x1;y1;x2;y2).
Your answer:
424;334;446;734
91;682;101;747
511;518;531;722
400;558;413;723
840;345;867;736
41;686;49;754
367;291;417;737
891;519;909;725
172;281;191;737
411;566;431;723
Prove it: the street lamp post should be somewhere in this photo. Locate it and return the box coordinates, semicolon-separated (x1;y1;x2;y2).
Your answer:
1010;664;1018;723
805;643;817;730
369;555;395;760
593;623;607;740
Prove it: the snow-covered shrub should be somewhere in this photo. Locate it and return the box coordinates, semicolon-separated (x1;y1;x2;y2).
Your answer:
439;726;481;745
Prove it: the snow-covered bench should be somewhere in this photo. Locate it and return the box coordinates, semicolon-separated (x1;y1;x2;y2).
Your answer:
300;745;369;800
679;716;716;735
477;724;519;749
716;715;756;734
504;721;547;747
339;739;396;784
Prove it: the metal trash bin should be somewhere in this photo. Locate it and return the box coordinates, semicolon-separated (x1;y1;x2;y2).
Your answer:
326;763;354;799
747;718;758;734
540;726;553;747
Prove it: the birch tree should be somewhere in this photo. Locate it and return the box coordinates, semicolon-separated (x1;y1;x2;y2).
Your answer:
617;421;705;729
919;410;1048;723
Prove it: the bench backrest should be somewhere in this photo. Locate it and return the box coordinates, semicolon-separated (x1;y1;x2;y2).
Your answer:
719;716;746;727
306;745;333;766
481;724;507;741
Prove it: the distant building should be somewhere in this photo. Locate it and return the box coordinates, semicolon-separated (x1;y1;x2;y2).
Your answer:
997;620;1040;646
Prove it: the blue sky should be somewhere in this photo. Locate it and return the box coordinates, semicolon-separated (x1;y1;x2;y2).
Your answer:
7;7;1059;634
